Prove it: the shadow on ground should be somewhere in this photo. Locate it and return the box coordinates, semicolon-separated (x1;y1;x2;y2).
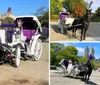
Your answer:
51;23;100;41
64;75;98;85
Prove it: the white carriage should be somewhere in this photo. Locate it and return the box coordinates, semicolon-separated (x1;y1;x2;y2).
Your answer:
0;15;43;67
58;12;74;34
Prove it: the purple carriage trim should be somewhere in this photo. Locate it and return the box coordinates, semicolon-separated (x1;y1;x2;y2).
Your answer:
60;12;71;21
0;24;17;27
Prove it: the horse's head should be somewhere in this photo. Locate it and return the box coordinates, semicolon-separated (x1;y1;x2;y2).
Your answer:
85;9;92;22
85;1;93;22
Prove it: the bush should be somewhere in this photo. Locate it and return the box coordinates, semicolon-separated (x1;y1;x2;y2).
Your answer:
91;16;100;22
41;20;49;27
50;14;59;20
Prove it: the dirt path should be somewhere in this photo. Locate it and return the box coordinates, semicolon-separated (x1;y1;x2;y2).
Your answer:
0;43;49;85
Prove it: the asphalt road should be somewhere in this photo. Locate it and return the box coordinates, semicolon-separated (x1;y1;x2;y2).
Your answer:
50;22;100;41
50;70;100;85
0;43;49;85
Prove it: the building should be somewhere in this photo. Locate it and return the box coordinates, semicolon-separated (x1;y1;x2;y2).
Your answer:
84;46;89;57
90;46;94;57
84;46;95;59
0;7;15;20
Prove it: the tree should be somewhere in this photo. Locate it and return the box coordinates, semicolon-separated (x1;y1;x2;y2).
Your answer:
74;3;84;17
1;17;14;24
64;45;78;56
91;7;100;22
50;43;65;65
33;6;49;27
79;56;88;63
50;0;63;15
95;7;100;16
55;45;78;65
63;0;87;16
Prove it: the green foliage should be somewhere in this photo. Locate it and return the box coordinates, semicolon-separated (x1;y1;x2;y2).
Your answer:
50;43;65;65
90;60;100;69
91;16;100;22
50;0;63;15
91;7;100;22
50;43;78;65
50;43;100;68
33;6;49;27
50;48;56;65
64;45;78;56
63;0;87;15
79;56;88;63
1;17;14;24
50;0;88;19
95;7;100;16
51;43;65;50
50;14;58;19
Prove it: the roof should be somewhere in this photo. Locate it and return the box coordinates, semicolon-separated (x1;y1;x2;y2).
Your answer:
59;12;70;15
15;15;41;27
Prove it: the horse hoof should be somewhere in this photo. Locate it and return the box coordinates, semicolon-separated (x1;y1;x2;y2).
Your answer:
78;37;82;41
83;37;85;40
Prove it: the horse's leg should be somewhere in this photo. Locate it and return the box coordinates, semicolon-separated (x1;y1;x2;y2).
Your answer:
74;28;77;36
72;27;74;37
84;73;88;84
83;27;88;40
79;28;83;41
87;69;92;81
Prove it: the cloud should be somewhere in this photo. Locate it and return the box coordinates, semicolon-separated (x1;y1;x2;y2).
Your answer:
60;42;71;47
76;47;84;53
64;43;71;47
95;54;100;59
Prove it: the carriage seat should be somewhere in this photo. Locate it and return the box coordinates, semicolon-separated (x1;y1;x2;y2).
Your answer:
60;14;67;21
60;13;74;26
23;29;36;40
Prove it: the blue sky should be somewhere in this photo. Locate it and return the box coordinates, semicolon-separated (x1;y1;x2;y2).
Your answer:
0;0;48;16
85;0;100;12
60;42;100;59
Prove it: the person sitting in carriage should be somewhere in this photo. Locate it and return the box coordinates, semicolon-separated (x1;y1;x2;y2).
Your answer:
17;19;30;51
59;59;68;73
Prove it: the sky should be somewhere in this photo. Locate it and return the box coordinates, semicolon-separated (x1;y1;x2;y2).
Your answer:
0;0;48;16
84;0;100;12
59;42;100;59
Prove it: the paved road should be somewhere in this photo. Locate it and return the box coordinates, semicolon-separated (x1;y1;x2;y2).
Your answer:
0;43;49;85
50;22;100;41
50;70;100;85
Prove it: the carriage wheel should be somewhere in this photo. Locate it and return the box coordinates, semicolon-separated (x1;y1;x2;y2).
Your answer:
15;45;21;67
33;39;42;61
57;66;67;76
